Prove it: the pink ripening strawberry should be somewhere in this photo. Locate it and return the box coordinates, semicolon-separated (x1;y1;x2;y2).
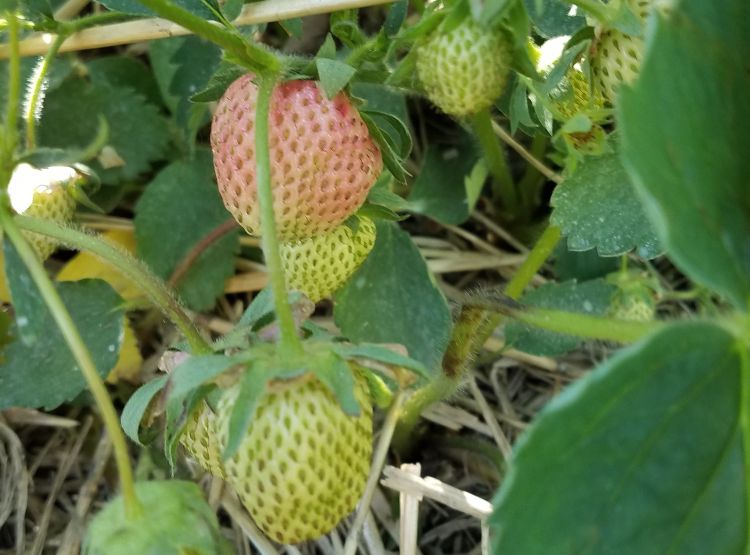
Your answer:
211;76;383;240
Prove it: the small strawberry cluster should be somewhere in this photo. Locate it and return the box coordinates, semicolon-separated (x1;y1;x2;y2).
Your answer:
211;75;382;302
170;74;392;545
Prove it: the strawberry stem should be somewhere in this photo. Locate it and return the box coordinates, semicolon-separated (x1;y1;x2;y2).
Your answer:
13;215;213;355
24;33;65;151
24;13;133;150
135;0;281;74
0;10;20;190
469;109;518;216
0;205;143;521
254;74;304;357
393;224;562;453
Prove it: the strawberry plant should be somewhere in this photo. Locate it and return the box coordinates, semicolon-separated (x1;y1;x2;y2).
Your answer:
0;0;748;553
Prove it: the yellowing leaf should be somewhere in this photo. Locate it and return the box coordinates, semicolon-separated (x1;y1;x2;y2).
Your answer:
106;318;142;384
57;229;142;301
0;249;9;304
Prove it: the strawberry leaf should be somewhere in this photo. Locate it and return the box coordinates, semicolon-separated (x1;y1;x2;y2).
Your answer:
524;0;586;38
550;145;662;258
121;374;169;445
334;221;452;371
0;242;124;410
408;136;479;225
38;75;169;184
149;36;222;141
619;0;750;309
333;343;430;380
190;61;246;103
134;150;240;311
96;0;216;18
360;112;407;183
311;353;361;416
505;279;616;356
491;322;747;553
316;58;357;99
224;366;271;459
163;354;239;465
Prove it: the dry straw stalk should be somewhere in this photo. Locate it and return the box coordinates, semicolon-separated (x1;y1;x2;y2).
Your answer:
1;0;395;58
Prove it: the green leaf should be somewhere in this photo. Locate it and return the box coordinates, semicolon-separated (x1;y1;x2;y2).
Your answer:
311;353;361;416
121;374;169;445
96;0;216;18
384;0;409;36
225;367;270;459
333;343;430;380
524;0;586;38
149;36;222;137
0;309;11;365
190;61;246;103
0;246;123;410
408;137;479;225
334;221;452;371
619;0;750;310
21;116;109;168
360;112;407;183
279;17;304;38
87;55;164;108
316;58;357;99
38;75;169;184
552;243;620;282
550;147;661;258
163;354;238;463
505;279;615;356
134;150;240;312
509;79;536;133
491;322;748;554
352;83;411;155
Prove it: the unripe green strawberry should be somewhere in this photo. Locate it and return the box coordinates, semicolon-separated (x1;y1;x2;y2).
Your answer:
83;480;231;555
181;402;226;479
217;375;373;544
211;76;383;240
591;0;653;103
417;18;511;117
8;163;77;260
279;216;376;302
534;38;605;122
609;288;656;322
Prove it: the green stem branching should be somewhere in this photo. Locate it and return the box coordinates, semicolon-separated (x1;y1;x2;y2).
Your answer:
394;225;561;452
0;207;143;519
134;0;281;74
14;216;212;354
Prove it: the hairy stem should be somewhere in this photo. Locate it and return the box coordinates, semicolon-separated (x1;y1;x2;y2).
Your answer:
134;0;280;73
0;11;20;189
488;301;660;343
14;216;212;355
470;109;517;213
24;34;65;150
24;12;132;150
394;225;561;450
0;207;142;519
254;75;303;357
